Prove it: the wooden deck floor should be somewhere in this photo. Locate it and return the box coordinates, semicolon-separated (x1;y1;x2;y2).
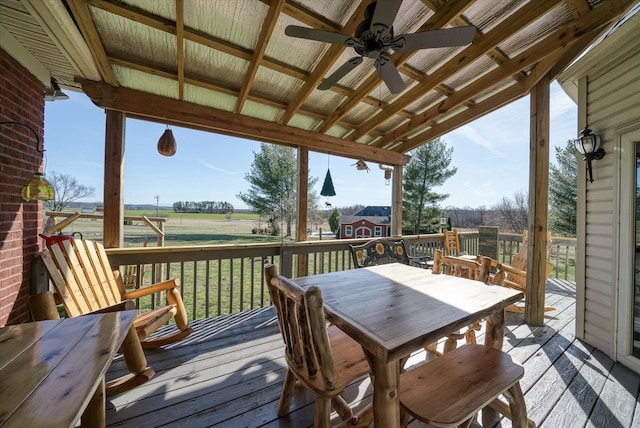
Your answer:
106;278;640;428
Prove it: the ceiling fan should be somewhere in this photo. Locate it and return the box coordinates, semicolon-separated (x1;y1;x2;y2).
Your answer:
285;0;476;94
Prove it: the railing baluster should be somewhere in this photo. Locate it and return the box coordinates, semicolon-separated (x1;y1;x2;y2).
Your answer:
205;260;210;318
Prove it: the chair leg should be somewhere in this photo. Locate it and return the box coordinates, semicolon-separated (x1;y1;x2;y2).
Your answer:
106;324;155;396
504;383;530;428
166;288;190;330
277;368;298;417
331;395;354;422
314;397;332;428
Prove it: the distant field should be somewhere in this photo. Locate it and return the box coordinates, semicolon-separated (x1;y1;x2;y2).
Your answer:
55;207;327;246
123;209;261;221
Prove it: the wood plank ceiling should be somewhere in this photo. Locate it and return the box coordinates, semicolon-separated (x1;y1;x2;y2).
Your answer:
1;0;634;166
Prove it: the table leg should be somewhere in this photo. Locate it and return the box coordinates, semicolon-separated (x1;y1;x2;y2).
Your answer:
483;309;506;426
81;377;105;427
371;357;401;428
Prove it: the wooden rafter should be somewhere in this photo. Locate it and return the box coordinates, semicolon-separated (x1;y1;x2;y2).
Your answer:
394;28;605;153
349;0;562;141
67;0;117;85
106;53;385;136
79;79;410;166
318;0;474;133
176;0;184;100
235;0;285;114
373;1;620;149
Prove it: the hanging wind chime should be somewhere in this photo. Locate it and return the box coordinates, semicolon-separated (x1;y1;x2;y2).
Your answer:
320;155;336;208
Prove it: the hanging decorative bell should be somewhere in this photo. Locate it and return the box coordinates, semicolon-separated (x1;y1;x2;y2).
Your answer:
157;127;177;156
320;169;336;197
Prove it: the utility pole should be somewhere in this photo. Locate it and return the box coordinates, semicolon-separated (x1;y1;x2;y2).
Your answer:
155;195;160;217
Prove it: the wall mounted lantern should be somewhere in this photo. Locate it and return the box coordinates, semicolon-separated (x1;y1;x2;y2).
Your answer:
574;126;605;183
0;121;55;201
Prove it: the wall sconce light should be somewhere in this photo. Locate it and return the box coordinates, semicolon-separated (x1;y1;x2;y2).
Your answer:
157;126;177;156
574;126;605;183
0;121;55;201
44;78;69;101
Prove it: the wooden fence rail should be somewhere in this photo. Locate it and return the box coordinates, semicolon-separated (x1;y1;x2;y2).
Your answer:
102;232;576;321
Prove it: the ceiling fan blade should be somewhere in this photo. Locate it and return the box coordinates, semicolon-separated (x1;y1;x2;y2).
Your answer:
371;0;403;38
285;25;362;48
390;26;477;52
375;57;405;94
318;57;364;90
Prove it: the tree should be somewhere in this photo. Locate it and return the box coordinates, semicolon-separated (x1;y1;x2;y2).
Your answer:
402;138;457;234
328;208;340;237
45;171;95;211
236;144;317;237
493;190;529;233
549;140;577;236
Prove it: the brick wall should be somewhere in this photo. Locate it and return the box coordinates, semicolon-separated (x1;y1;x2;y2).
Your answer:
0;48;45;326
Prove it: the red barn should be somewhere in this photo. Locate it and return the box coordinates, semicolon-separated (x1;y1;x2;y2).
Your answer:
339;206;391;239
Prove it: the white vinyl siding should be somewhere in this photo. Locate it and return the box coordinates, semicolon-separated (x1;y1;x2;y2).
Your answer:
579;37;640;358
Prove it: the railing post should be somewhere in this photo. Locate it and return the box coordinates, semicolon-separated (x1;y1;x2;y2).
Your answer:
281;246;294;278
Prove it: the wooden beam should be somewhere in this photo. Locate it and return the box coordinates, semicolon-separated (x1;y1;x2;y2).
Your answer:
296;147;308;277
103;110;125;248
279;1;370;125
525;75;550;326
80;79;410;166
67;0;118;85
318;0;474;133
391;166;403;236
236;0;285;114
350;0;561;141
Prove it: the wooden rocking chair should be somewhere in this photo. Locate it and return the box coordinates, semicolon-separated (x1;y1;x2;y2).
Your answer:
491;231;555;313
38;239;193;348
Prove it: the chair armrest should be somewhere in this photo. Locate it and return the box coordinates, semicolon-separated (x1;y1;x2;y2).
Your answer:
122;279;181;300
86;300;137;314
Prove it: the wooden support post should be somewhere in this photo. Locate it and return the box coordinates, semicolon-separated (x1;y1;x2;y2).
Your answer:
296;147;308;277
526;75;550;326
391;166;403;236
103;110;126;249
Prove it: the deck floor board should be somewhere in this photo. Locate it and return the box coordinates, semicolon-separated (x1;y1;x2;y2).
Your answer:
106;279;640;428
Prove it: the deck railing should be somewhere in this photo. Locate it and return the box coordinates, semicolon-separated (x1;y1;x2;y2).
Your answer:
105;232;575;321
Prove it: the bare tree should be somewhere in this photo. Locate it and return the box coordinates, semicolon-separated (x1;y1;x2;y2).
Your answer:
45;171;95;211
493;191;528;233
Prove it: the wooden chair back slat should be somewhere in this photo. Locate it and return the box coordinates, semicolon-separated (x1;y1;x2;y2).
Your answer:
71;240;113;308
265;264;336;389
86;240;124;302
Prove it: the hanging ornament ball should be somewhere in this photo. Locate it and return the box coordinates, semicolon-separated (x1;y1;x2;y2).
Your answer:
157;128;177;156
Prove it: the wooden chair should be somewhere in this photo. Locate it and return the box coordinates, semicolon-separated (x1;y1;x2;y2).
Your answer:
429;249;493;354
38;239;192;349
443;228;464;256
491;231;555;313
399;344;529;428
264;264;373;428
349;238;431;269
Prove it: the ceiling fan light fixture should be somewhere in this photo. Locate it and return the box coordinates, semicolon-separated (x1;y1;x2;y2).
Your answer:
285;0;476;95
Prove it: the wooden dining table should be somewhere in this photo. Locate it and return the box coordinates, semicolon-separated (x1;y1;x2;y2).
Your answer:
0;310;137;427
294;263;524;428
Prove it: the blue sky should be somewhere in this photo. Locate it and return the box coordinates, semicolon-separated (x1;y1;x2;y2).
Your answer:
43;81;576;210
